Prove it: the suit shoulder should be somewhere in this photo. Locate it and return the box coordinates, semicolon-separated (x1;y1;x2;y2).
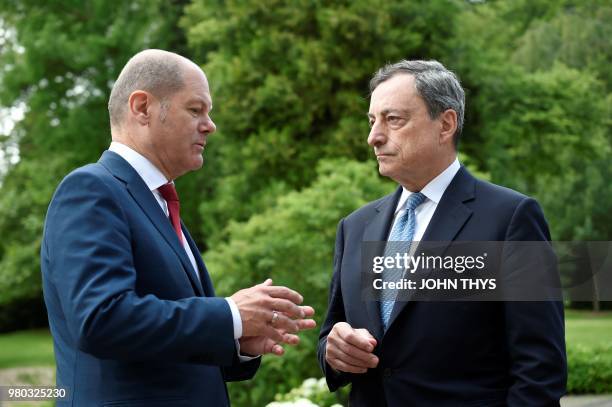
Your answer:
64;161;113;182
343;191;396;225
474;177;532;206
470;176;547;225
50;162;120;206
58;162;116;189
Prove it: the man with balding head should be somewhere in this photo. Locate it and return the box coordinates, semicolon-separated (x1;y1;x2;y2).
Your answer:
41;49;315;406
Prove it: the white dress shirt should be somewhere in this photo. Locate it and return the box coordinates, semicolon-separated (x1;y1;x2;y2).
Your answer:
389;158;461;244
108;142;243;341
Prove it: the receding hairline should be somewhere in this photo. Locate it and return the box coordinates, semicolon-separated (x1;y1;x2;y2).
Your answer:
368;74;421;112
108;49;205;131
370;71;417;94
128;49;201;75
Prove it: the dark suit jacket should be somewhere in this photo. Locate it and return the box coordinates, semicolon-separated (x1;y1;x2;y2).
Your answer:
318;167;566;407
41;151;259;406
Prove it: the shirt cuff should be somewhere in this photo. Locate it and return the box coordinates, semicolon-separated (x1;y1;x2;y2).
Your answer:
235;339;261;362
225;297;242;339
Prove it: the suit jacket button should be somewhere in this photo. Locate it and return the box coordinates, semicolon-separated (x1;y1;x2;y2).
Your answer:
383;368;392;378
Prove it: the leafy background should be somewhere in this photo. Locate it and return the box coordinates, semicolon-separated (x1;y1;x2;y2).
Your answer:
0;0;610;405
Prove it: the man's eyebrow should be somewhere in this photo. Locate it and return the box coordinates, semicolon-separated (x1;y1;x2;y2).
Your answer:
367;108;410;118
187;97;212;110
381;108;410;116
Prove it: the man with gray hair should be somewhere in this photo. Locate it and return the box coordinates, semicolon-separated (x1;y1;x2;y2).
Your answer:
41;49;315;406
318;60;566;406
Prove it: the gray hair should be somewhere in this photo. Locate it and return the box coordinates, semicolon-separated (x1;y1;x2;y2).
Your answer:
108;49;186;130
369;60;465;146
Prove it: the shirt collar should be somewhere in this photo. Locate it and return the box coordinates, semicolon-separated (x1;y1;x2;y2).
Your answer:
108;141;169;191
395;157;461;214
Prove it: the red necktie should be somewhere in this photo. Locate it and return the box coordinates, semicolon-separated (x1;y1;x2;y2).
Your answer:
157;183;183;244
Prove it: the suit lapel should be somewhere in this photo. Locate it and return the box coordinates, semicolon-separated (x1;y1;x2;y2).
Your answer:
386;166;476;332
361;187;403;341
419;166;475;243
98;151;205;297
182;223;214;296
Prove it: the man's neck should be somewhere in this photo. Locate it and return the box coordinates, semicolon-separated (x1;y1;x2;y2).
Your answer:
400;154;457;192
111;135;173;181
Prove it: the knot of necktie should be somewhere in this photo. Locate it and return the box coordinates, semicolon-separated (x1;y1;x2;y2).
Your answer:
158;183;179;202
405;192;426;211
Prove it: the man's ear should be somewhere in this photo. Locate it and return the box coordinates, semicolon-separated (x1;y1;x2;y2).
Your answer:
128;90;152;126
438;109;457;146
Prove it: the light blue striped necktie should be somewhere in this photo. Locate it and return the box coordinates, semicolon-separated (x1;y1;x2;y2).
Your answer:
380;192;427;330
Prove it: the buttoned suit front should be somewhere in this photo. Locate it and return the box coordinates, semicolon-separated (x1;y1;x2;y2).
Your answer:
318;166;566;407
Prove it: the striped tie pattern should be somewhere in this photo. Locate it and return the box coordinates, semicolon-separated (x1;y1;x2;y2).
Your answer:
380;192;426;330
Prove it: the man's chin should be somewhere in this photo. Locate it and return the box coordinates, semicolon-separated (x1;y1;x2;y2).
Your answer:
189;157;204;171
377;164;392;178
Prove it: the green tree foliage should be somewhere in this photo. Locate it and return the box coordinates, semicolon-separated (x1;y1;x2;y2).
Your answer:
205;158;394;406
512;2;612;91
477;65;610;240
0;1;608;402
0;0;189;328
181;0;461;245
451;0;612;241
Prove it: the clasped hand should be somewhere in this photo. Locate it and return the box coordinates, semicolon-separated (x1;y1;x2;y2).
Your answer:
325;322;379;373
231;279;316;356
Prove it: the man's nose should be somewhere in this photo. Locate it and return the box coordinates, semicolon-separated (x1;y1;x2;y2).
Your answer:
367;122;385;147
200;116;216;135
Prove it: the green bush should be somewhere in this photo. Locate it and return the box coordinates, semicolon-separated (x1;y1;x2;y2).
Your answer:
182;0;462;245
206;158;393;407
567;344;612;394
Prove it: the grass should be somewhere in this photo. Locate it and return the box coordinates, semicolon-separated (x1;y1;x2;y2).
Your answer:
0;310;608;379
0;329;55;369
565;310;612;348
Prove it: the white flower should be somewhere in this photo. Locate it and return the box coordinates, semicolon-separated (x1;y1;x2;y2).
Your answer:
316;377;328;391
294;398;319;407
265;399;319;407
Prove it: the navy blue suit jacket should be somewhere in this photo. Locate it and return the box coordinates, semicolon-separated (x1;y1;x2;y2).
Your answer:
318;167;567;407
41;151;259;406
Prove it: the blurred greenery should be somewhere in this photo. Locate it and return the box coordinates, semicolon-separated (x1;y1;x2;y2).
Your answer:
0;0;610;405
1;311;610;402
0;329;54;368
567;344;612;394
180;0;461;246
565;310;612;348
207;158;393;405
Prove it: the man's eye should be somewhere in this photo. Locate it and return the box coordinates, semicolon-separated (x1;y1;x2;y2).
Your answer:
388;116;400;123
368;119;375;128
189;108;199;115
